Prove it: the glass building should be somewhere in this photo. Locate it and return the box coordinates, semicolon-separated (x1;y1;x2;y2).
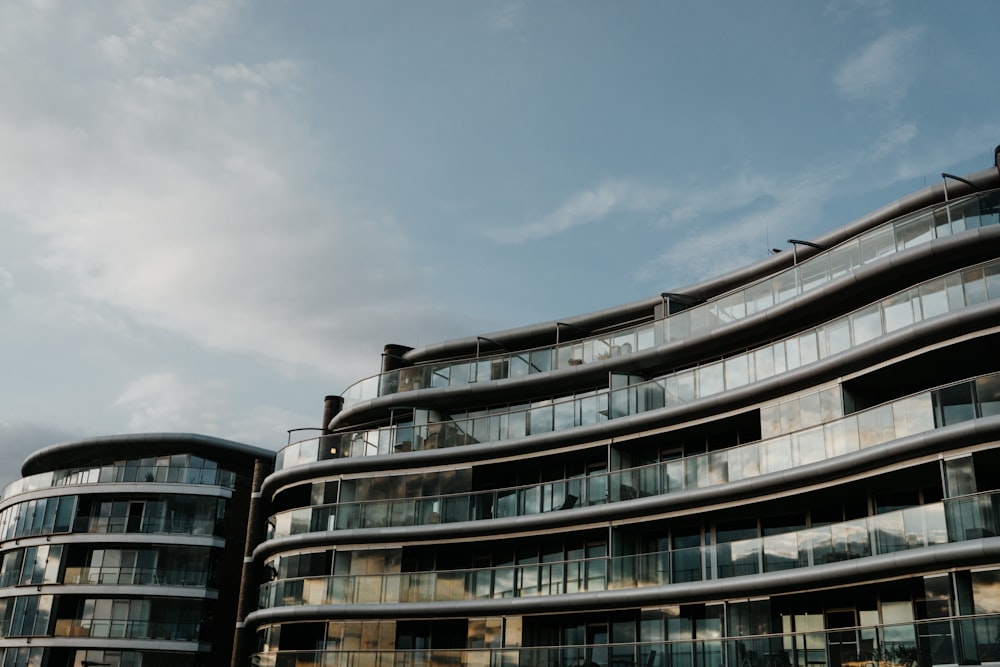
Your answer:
6;153;1000;667
250;156;1000;667
0;434;272;667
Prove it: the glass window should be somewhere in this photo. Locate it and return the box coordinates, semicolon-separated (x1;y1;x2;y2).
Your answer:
745;281;774;315
857;405;894;448
760;405;781;439
972;569;1000;614
977;375;1000;417
793;427;825;466
985;262;1000;300
963;268;988;305
675;371;696;403
798;332;818;366
698;363;724;397
780;399;801;434
850;304;883;345
919;278;949;319
820;386;842;421
859;225;896;264
760;436;792;474
553;401;574;431
528;404;553;435
883;291;916;332
784;338;800;370
934;383;976;426
799;256;829;292
509;354;530;378
636;324;655;351
529;350;552;374
774;270;798;304
823;317;852;356
828;242;861;279
824;418;860;458
799;392;822;429
894;212;934;249
754;346;775;381
891;393;934;436
724;356;750;389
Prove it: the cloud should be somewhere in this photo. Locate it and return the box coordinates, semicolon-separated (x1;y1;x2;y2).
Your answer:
637;169;842;285
487;0;527;33
490;181;673;243
114;372;224;433
0;1;454;390
112;371;312;448
833;27;924;106
823;0;892;24
870;121;918;161
0;420;81;490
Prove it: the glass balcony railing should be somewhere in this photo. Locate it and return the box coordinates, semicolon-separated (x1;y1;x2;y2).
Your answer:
52;618;202;641
259;495;974;607
278;256;1000;471
71;515;223;537
338;189;1000;409
266;372;1000;539
1;462;237;502
251;613;1000;667
60;566;212;588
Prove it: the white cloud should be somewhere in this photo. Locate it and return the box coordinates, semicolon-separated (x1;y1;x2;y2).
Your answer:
871;121;918;161
490;181;673;243
0;1;452;390
489;1;526;33
0;419;81;490
112;372;313;448
637;169;842;285
833;27;924;106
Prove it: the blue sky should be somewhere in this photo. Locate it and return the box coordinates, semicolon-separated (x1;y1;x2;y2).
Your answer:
0;0;997;484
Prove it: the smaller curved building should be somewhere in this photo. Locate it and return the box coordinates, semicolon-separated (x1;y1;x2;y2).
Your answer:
0;433;272;667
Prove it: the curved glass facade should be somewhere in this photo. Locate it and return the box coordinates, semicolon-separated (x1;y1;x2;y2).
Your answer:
252;164;1000;667
6;163;1000;667
0;436;270;667
278;255;1000;471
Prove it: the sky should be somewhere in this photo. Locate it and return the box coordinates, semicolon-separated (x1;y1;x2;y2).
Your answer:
0;0;998;487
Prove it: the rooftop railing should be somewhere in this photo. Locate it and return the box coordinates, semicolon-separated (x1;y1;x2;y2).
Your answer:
276;255;1000;472
338;189;1000;409
1;461;236;503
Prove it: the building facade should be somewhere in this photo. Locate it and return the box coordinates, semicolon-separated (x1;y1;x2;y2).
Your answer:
250;159;1000;667
0;434;272;667
4;155;1000;667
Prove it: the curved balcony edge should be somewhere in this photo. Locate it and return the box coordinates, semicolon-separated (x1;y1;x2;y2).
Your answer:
331;224;1000;429
253;414;1000;560
265;299;1000;495
0;482;233;513
399;167;1000;367
245;536;1000;625
19;432;273;479
0;583;219;599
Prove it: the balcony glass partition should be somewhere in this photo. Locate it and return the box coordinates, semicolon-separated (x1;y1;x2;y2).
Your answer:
267;373;997;539
1;455;236;502
338;190;1000;409
252;613;1000;667
278;256;1000;472
261;491;970;609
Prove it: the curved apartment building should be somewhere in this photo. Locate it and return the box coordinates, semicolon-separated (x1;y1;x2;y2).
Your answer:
250;157;1000;667
0;433;272;667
